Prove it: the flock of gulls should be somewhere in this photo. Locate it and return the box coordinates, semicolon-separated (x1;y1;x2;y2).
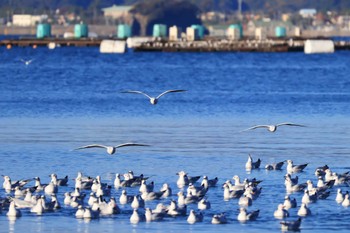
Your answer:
1;89;350;232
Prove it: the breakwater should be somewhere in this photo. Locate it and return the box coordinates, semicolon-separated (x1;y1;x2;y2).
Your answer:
1;37;350;52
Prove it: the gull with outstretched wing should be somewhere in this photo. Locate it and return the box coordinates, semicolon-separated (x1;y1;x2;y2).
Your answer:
241;122;306;133
121;89;186;105
73;143;149;155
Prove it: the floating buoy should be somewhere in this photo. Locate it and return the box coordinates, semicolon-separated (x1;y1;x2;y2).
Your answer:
33;44;37;49
48;42;56;50
6;44;12;49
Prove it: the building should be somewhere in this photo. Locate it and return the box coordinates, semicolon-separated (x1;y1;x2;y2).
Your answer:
299;9;317;18
12;14;43;26
102;5;133;24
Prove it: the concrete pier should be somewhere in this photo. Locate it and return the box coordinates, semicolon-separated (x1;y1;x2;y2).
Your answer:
0;38;102;47
1;36;349;52
133;37;350;52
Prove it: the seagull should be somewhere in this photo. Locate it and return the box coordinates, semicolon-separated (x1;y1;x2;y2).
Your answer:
336;189;345;204
287;160;308;174
211;213;227;224
297;203;311;216
7;201;22;217
145;208;165;222
241;122;306;133
274;204;289;219
265;161;284;170
130;209;144;224
73;143;149;155
20;59;34;66
237;207;259;222
283;195;297;209
280;217;302;231
198;198;211;210
121;89;186;105
187;209;204;224
245;154;261;170
201;176;218;188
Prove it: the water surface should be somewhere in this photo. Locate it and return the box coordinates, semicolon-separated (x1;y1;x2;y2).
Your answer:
0;48;350;232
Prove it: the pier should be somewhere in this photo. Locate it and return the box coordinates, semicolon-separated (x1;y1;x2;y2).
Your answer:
133;38;303;52
133;37;350;52
1;37;350;52
0;38;102;48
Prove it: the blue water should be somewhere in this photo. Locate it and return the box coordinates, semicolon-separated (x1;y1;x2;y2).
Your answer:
0;47;350;232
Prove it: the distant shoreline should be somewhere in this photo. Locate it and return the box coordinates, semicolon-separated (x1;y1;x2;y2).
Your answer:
1;25;350;38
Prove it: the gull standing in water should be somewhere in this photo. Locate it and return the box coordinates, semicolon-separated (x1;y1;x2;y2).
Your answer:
121;89;187;105
73;143;149;155
241;122;306;133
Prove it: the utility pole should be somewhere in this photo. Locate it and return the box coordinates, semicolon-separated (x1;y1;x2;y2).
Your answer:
238;0;243;20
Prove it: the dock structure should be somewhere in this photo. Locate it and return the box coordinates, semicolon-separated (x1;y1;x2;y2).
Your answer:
133;38;350;52
133;39;303;52
0;38;102;47
0;37;350;52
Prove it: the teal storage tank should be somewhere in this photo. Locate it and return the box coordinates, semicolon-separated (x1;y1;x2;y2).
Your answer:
229;24;243;37
275;26;287;37
191;25;205;39
74;24;89;38
36;24;51;39
117;24;132;39
152;24;167;37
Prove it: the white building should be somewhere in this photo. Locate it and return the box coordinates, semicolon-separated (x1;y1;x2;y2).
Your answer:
299;9;317;18
169;25;181;41
101;5;132;19
12;14;42;26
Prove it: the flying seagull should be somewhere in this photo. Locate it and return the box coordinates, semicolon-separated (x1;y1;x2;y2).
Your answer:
20;59;34;66
241;123;306;133
121;89;186;105
73;143;149;155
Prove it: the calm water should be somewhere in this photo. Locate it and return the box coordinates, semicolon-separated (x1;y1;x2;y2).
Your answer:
0;47;350;232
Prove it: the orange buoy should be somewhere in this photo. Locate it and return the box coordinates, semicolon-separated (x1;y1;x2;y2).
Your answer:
33;44;37;49
6;44;12;49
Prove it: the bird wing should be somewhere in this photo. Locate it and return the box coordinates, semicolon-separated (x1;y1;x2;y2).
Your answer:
240;125;269;132
276;122;306;127
115;143;149;148
156;90;187;99
121;90;152;99
275;161;285;169
73;144;107;150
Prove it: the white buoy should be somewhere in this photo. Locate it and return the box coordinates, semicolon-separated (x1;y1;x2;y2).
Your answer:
48;42;56;50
